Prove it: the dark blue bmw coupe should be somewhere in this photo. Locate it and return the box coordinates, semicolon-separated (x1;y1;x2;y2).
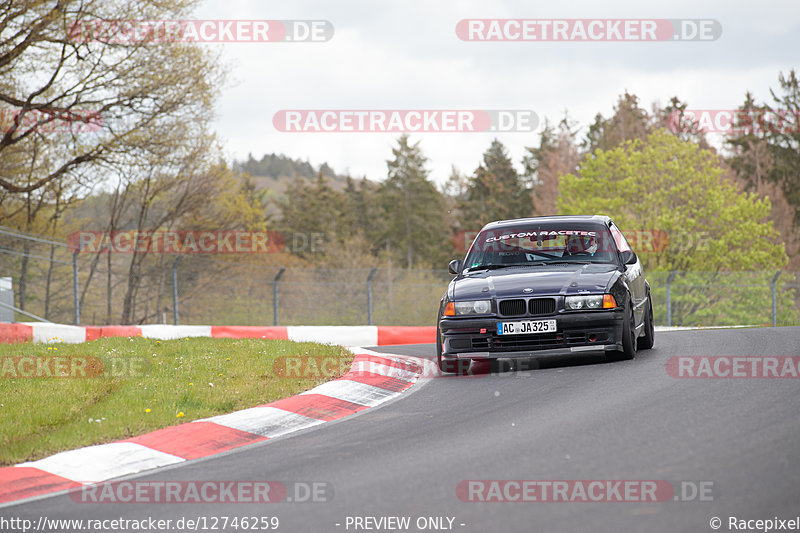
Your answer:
437;215;655;373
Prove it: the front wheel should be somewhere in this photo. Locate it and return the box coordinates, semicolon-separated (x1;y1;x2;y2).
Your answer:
638;296;655;350
436;324;443;363
609;298;636;361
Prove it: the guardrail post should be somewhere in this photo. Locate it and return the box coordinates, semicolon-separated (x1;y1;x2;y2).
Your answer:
72;252;80;324
367;268;378;325
771;270;781;327
273;268;286;326
666;270;677;327
172;256;182;325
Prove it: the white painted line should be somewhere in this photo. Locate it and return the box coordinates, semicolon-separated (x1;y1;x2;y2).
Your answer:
302;380;397;406
139;325;213;340
288;326;378;347
17;442;184;483
201;406;324;437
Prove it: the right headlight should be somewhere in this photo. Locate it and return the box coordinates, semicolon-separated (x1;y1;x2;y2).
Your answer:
454;300;492;315
565;294;616;310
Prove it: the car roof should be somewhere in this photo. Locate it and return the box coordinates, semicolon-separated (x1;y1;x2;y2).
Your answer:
482;215;612;229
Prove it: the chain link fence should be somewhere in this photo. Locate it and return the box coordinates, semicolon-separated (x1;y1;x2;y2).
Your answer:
1;226;799;327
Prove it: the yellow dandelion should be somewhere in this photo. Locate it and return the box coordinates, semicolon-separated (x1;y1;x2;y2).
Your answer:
145;408;151;413
176;412;185;418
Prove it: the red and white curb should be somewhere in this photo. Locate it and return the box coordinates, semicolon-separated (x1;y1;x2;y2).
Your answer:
0;347;436;506
0;322;732;346
0;323;436;346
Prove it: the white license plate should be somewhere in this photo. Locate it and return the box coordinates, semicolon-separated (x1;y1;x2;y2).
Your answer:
497;319;557;335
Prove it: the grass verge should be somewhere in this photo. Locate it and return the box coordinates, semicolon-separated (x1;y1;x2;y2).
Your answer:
0;336;352;466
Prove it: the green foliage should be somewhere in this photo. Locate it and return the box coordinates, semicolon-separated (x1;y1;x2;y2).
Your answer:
460;139;532;228
647;271;798;327
765;70;800;224
559;130;794;326
558;130;787;273
582;92;650;153
377;135;451;268
237;153;340;182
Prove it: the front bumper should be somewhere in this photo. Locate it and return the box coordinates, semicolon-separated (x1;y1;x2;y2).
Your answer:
439;309;625;359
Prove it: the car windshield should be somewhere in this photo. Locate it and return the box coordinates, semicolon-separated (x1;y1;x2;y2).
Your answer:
463;224;618;272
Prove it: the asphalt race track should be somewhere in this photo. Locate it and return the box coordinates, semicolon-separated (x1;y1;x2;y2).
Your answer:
4;327;800;533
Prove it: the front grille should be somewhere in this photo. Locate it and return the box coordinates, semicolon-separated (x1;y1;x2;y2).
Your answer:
529;298;556;315
499;299;526;316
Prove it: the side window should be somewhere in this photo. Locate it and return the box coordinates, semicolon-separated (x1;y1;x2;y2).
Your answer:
609;223;631;252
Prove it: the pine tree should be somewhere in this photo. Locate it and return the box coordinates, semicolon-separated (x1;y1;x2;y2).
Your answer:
522;116;581;216
460;139;531;228
377;135;450;268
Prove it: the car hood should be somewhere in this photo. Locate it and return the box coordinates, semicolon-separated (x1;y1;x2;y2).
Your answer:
452;264;620;300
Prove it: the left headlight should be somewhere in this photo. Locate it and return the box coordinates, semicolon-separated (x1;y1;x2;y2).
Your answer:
454;300;492;315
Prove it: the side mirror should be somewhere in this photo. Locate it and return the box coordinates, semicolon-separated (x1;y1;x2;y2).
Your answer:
620;250;637;265
448;259;464;275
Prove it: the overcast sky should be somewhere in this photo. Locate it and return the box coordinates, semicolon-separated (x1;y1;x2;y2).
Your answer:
195;0;800;185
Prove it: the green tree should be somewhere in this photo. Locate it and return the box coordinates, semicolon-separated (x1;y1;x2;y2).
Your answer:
0;0;225;194
522;115;581;216
582;92;651;153
764;70;800;225
377;135;449;268
725;84;800;275
278;170;346;260
341;176;382;246
559;130;791;326
558;130;786;273
655;96;712;149
460;139;531;228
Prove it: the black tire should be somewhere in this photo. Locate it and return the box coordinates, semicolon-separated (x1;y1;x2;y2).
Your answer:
436;324;447;373
638;296;655;350
436;324;443;366
436;325;454;373
609;298;636;361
